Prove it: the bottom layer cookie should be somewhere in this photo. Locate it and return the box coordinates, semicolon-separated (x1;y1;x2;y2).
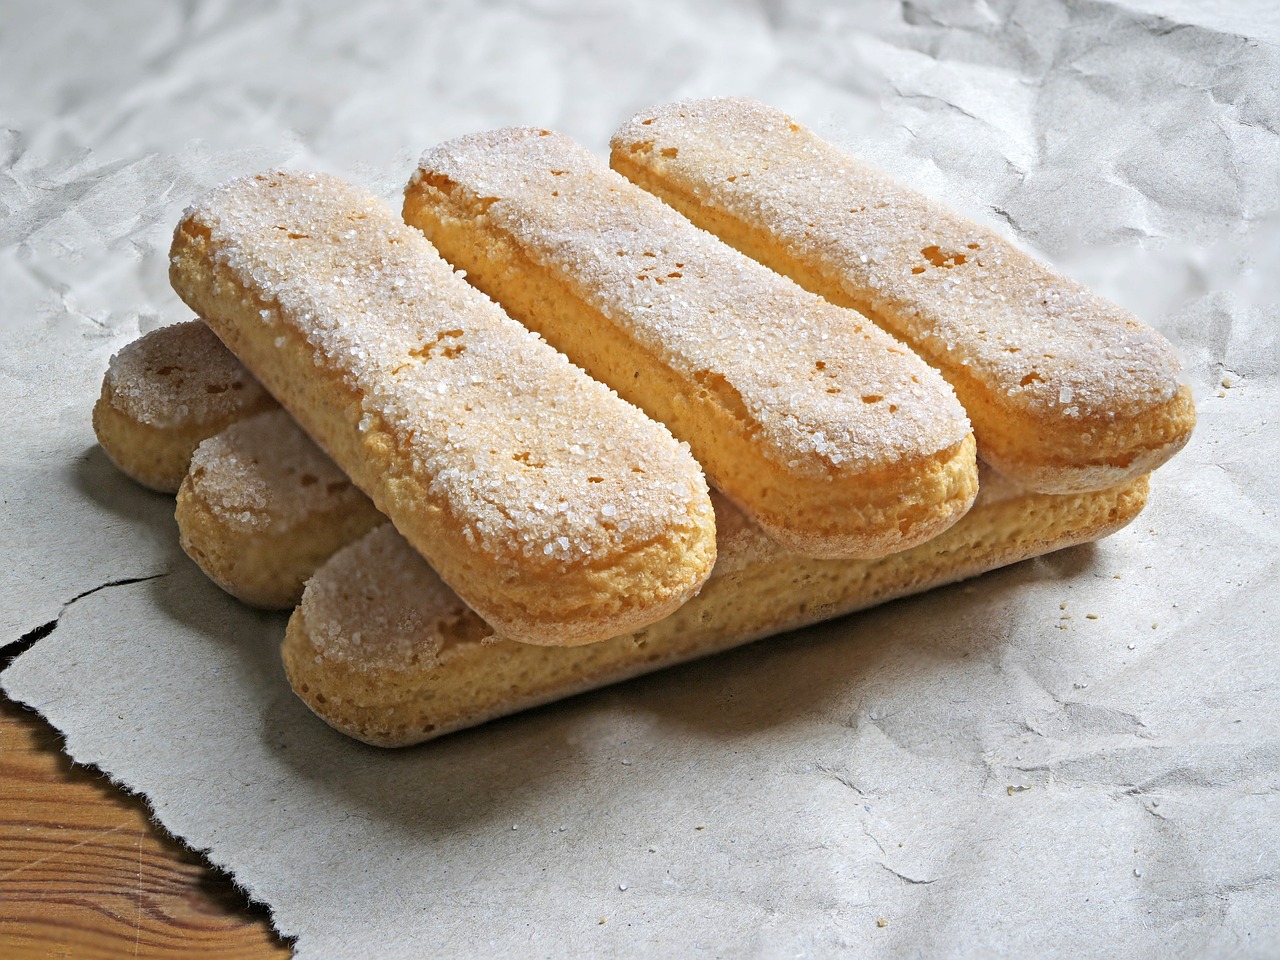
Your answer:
283;472;1148;747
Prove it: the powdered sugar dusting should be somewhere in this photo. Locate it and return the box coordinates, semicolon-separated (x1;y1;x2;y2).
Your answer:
413;130;969;475
613;98;1183;419
186;409;370;532
104;319;271;428
180;172;710;568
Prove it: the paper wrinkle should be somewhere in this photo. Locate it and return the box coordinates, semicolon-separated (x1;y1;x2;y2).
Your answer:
3;0;1279;956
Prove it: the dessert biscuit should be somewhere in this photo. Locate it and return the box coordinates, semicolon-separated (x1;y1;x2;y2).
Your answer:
176;409;384;608
284;473;1150;747
170;171;717;646
92;319;276;492
405;129;978;559
610;98;1195;493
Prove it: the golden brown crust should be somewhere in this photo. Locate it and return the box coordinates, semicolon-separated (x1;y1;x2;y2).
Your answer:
284;473;1150;747
609;98;1195;494
168;171;716;645
405;129;978;559
92;319;276;492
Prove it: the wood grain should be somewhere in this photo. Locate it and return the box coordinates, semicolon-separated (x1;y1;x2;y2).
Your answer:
0;689;291;959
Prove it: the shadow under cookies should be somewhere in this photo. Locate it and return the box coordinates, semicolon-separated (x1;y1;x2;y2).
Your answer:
71;443;174;522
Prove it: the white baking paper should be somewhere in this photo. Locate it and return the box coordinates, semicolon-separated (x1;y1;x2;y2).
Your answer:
3;1;1277;956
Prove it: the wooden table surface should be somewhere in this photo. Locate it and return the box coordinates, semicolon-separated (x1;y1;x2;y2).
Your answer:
0;674;291;959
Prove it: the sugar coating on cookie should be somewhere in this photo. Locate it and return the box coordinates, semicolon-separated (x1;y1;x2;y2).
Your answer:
103;319;270;429
185;408;368;533
613;98;1182;418
299;523;482;672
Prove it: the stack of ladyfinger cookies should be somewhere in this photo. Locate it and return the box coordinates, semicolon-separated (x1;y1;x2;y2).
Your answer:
94;98;1194;747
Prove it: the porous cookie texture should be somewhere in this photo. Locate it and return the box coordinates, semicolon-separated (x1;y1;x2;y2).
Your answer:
610;98;1195;493
176;409;384;608
169;170;716;645
284;474;1150;747
92;319;276;492
405;129;978;559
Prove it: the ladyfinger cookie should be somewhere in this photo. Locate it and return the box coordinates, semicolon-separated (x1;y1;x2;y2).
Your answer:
405;130;978;560
93;319;277;492
170;171;717;646
176;409;384;608
610;98;1195;494
285;472;1150;747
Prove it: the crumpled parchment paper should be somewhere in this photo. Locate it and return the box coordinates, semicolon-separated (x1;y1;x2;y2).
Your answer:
3;1;1277;956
